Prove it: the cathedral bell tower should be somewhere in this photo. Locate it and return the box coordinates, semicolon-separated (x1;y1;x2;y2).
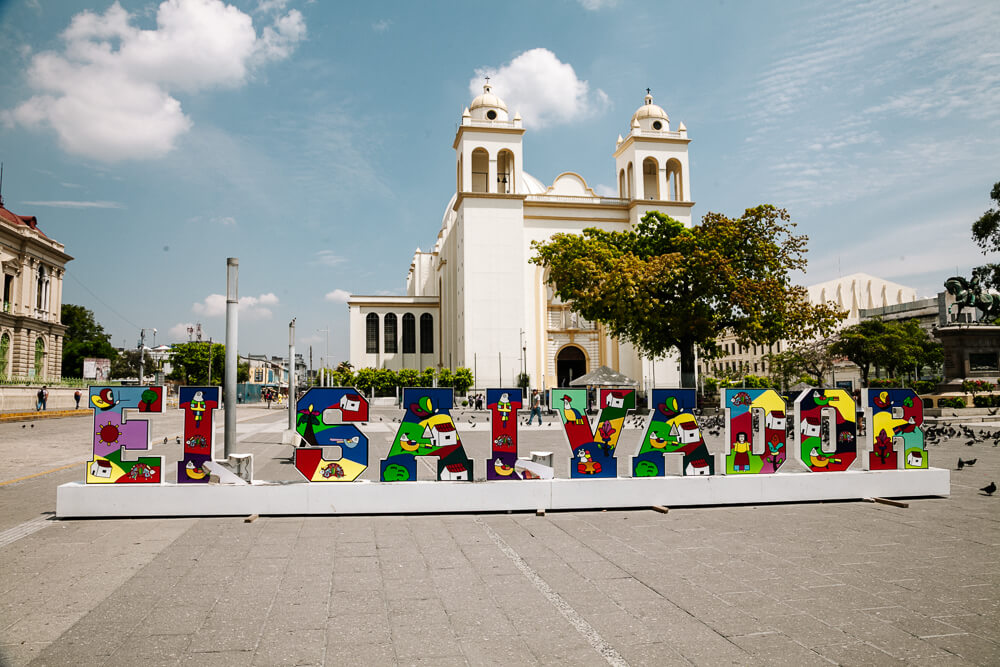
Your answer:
454;81;525;195
613;91;693;225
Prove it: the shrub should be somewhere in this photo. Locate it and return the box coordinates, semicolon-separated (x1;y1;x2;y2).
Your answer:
938;397;966;409
962;379;995;395
869;377;902;388
909;379;938;394
973;395;990;408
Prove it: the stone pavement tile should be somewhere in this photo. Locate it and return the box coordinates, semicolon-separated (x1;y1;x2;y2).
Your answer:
582;608;664;645
327;593;387;618
836;618;956;662
812;639;901;665
934;612;1000;640
762;612;852;648
264;601;331;632
3;612;80;644
327;612;391;644
888;612;964;639
323;641;395;666
517;631;609;666
455;636;538;665
143;602;216;636
388;620;462;659
178;649;254;664
719;590;800;618
656;618;757;665
448;610;517;641
103;632;191;666
614;641;690;666
675;598;773;638
0;641;46;667
923;631;1000;665
332;555;379;575
591;575;668;608
252;627;326;666
728;631;832;666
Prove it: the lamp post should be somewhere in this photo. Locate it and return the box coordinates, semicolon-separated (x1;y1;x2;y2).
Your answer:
224;258;238;460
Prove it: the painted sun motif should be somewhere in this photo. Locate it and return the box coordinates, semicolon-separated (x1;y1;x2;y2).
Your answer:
97;421;122;446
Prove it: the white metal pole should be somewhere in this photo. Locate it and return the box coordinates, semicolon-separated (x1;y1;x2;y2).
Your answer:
224;258;238;460
288;319;296;431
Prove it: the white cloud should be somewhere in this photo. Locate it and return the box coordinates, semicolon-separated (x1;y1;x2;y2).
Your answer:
576;0;619;9
470;48;608;128
212;215;237;226
168;321;196;341
314;250;344;266
2;0;306;162
324;289;350;303
372;19;390;33
20;199;123;208
192;291;278;319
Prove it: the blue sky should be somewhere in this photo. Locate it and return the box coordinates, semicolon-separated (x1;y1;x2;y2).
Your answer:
1;0;997;366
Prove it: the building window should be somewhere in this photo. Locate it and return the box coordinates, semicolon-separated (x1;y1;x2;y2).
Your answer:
420;313;434;354
33;337;45;378
36;265;50;312
402;313;415;353
365;313;379;354
0;332;9;378
384;313;398;354
471;148;489;193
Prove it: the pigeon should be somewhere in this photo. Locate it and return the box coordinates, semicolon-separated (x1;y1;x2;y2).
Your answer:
30;424;34;428
965;439;976;447
176;437;181;444
981;481;996;496
163;437;168;444
963;458;977;466
958;458;965;470
21;424;25;429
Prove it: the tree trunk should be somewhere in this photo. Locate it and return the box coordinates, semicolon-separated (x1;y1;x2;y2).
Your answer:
679;341;697;389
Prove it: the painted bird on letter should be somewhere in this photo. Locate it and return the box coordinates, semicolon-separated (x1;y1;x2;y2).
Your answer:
561;395;587;426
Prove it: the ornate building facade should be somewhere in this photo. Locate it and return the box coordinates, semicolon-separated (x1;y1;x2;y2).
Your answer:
348;85;692;391
0;197;71;379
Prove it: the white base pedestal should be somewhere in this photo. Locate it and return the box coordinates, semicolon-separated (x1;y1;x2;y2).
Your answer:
56;468;950;518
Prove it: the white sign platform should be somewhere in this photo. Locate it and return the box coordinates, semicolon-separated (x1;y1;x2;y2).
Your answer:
56;468;950;518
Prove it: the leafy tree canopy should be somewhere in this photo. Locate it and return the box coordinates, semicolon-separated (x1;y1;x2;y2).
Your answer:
829;318;941;386
60;304;118;377
970;181;1000;290
167;342;226;385
531;207;843;387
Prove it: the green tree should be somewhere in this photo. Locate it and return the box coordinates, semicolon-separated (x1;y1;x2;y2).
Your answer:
971;181;1000;289
111;348;154;380
437;368;454;388
453;367;474;394
167;342;225;385
374;368;398;396
397;368;420;387
418;367;436;387
353;368;377;395
60;304;119;377
532;207;843;387
238;362;249;383
830;319;941;386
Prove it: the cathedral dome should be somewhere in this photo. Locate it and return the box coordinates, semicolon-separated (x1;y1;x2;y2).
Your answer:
631;92;669;131
469;82;509;121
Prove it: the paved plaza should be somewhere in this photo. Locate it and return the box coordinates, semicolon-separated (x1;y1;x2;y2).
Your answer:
0;405;997;666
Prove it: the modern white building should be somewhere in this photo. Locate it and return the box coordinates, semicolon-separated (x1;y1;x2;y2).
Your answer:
348;85;694;390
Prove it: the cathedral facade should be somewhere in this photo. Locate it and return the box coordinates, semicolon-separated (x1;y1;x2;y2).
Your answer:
348;85;694;391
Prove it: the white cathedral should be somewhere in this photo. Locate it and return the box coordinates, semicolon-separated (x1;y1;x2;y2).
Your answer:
347;84;693;391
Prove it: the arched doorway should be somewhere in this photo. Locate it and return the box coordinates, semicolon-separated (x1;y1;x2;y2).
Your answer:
557;345;587;387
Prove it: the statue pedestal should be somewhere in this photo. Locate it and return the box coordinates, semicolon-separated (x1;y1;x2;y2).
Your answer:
936;325;1000;388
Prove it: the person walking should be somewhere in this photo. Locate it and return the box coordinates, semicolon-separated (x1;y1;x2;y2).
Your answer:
528;389;543;425
37;386;48;411
74;389;82;409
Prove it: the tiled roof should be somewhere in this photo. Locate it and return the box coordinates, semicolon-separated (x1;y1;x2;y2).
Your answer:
0;203;49;239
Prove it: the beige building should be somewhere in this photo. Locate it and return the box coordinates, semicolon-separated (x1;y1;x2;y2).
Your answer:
701;273;919;388
0;198;72;379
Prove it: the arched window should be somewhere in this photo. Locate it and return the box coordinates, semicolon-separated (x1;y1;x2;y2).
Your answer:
365;313;379;354
402;313;416;353
420;313;434;354
642;157;659;200
36;265;50;312
626;162;634;199
34;337;45;378
497;150;514;194
471;148;489;193
618;169;625;197
665;159;683;201
457;155;462;192
384;313;398;353
0;332;9;378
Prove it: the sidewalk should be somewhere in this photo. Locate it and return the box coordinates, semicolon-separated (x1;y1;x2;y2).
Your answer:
0;407;997;665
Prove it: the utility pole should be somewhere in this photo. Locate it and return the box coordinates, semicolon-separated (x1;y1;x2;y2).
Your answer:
317;327;329;387
138;328;156;385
